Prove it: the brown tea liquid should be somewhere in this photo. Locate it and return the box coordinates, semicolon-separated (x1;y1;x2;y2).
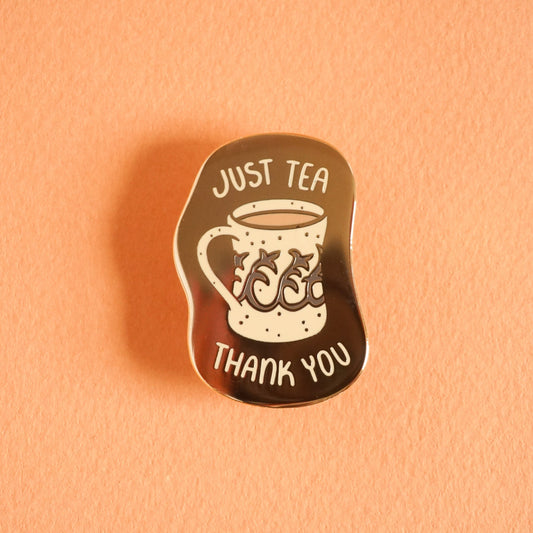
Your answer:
239;211;318;229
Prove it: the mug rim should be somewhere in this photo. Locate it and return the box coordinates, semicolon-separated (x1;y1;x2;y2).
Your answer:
231;199;326;230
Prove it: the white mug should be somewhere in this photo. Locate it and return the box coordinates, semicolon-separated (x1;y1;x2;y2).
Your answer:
197;199;327;342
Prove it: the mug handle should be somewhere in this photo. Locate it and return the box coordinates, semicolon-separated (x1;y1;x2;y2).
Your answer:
197;226;242;309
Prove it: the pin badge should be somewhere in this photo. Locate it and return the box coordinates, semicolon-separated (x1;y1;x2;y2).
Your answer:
174;134;368;406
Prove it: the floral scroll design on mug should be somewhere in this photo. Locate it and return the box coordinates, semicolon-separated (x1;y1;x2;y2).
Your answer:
235;246;324;312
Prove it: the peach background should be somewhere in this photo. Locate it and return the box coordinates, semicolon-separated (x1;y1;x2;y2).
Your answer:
1;1;531;531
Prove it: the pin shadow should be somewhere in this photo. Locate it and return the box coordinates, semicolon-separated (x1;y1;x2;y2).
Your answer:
111;137;221;383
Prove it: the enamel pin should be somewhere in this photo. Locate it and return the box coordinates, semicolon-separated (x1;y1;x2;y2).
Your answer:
174;134;368;406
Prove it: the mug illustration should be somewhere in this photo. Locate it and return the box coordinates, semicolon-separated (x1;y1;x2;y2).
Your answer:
197;199;327;342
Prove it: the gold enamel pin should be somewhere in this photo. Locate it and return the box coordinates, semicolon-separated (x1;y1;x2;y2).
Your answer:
174;134;368;406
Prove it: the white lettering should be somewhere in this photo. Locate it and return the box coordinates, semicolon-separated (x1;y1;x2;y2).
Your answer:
298;162;313;190
259;358;277;385
312;167;328;193
286;160;328;193
240;355;259;382
244;162;262;188
213;159;274;198
286;160;300;188
301;355;318;382
259;158;273;185
214;342;229;369
317;350;334;376
212;170;230;198
224;348;244;375
300;342;351;381
331;342;350;366
228;167;246;191
277;360;295;387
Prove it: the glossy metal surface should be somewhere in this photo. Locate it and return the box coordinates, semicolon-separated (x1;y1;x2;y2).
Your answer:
174;133;368;407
